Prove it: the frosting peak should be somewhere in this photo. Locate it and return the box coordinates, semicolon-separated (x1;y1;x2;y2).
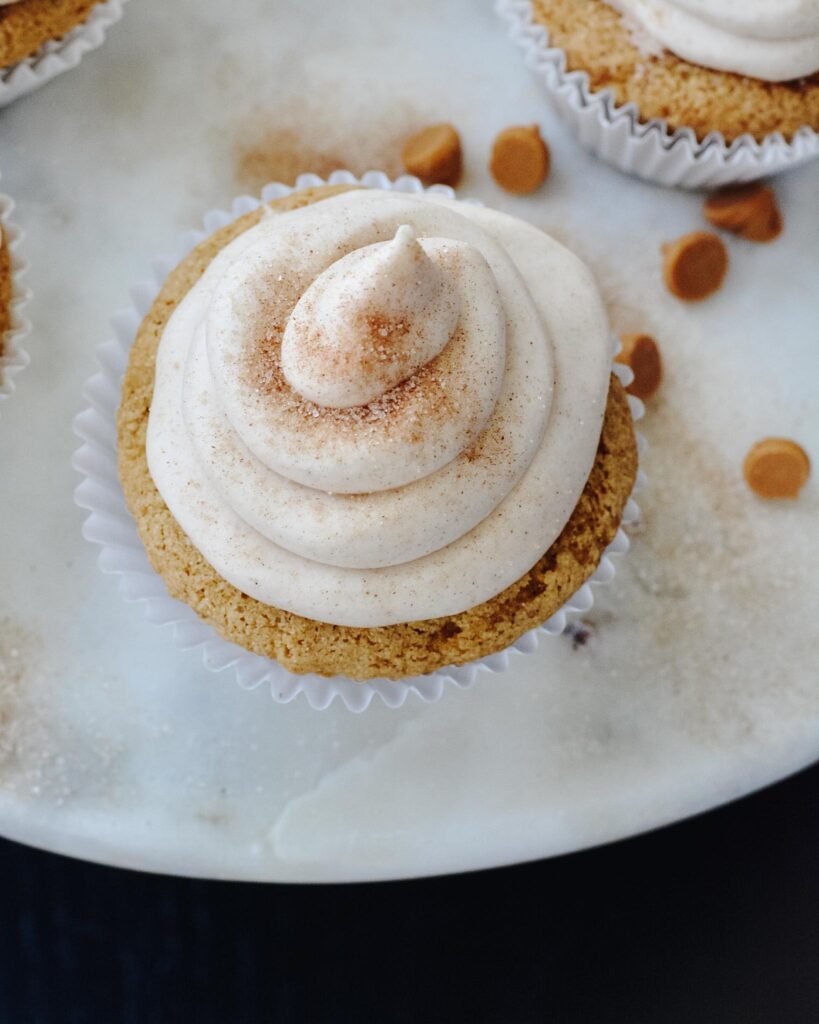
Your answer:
281;224;460;409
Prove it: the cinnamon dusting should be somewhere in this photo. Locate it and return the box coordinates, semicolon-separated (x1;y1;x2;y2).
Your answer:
246;333;455;441
234;99;422;192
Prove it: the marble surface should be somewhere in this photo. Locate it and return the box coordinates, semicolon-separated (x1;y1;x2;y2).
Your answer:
0;0;817;882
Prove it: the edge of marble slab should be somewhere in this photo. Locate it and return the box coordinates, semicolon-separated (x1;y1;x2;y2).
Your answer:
0;734;816;882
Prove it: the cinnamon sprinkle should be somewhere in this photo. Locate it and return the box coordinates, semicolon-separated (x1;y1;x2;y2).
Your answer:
247;337;455;438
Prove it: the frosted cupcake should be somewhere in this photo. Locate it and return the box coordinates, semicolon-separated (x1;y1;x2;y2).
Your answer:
0;0;126;106
498;0;819;186
116;184;638;680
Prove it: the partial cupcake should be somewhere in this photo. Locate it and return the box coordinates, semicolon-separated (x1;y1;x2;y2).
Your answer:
116;184;638;681
498;0;819;187
0;0;126;107
0;215;11;344
0;187;31;401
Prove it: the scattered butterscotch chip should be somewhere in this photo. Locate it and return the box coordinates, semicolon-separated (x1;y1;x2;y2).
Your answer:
742;205;783;243
402;123;462;187
615;333;662;401
704;183;783;243
662;231;728;301
490;125;550;194
744;438;810;500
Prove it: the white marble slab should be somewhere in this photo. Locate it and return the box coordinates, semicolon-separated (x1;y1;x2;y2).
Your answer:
0;0;817;882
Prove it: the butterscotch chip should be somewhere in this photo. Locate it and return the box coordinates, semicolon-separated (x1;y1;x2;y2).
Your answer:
0;0;100;66
401;124;462;187
742;205;783;244
704;184;783;243
662;231;728;301
490;125;550;194
704;184;769;232
744;439;810;500
615;333;662;401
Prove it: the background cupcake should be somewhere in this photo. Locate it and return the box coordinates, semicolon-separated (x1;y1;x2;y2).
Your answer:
498;0;819;187
0;0;127;107
0;184;30;403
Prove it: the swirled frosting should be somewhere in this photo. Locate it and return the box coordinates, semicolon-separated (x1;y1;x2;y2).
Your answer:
607;0;819;80
147;190;611;627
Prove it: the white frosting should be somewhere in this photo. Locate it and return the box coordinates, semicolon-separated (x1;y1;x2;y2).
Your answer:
282;225;460;409
147;190;611;627
608;0;819;80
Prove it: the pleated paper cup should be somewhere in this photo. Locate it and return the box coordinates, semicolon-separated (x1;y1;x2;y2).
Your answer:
73;170;643;712
0;189;31;405
0;0;128;108
496;0;819;189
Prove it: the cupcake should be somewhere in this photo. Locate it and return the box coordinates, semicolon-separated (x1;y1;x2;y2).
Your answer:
0;187;30;401
0;213;11;344
0;0;126;107
109;181;639;683
498;0;819;187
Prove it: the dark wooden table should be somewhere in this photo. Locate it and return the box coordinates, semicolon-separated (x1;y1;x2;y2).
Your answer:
1;760;818;1023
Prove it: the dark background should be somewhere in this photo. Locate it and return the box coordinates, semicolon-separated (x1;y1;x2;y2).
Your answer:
1;761;818;1024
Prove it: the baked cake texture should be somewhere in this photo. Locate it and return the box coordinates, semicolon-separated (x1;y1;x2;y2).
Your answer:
0;0;99;67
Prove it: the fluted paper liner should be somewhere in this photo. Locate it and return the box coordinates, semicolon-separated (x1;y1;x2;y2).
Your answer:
0;189;31;404
73;171;643;712
0;0;128;108
496;0;819;189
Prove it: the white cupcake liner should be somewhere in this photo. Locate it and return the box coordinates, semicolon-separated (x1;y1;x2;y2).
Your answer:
72;170;644;712
496;0;819;189
0;189;31;404
0;0;128;108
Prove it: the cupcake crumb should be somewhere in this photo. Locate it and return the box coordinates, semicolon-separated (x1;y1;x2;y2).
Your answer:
490;125;550;194
744;438;810;500
704;183;783;243
615;333;662;401
662;231;728;301
401;123;462;187
564;620;595;650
